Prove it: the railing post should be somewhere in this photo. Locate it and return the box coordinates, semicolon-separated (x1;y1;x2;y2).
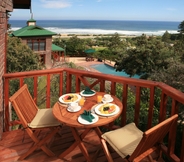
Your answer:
46;74;51;108
3;79;10;131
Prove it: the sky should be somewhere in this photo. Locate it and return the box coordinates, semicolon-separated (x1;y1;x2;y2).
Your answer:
10;0;184;22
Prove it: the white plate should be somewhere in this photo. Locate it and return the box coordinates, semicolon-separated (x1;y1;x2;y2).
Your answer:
59;93;81;104
94;103;120;116
67;106;81;112
102;97;114;103
80;90;96;97
78;113;99;125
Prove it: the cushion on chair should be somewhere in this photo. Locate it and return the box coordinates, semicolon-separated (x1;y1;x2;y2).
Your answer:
101;123;143;158
28;108;60;128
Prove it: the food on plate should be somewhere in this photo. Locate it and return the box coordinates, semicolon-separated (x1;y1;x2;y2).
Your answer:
99;104;116;114
62;94;78;102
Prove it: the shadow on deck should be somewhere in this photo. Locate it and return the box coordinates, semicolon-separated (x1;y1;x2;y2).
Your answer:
0;125;125;162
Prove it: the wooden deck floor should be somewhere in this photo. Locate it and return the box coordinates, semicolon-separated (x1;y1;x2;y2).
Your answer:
0;125;124;162
0;125;164;162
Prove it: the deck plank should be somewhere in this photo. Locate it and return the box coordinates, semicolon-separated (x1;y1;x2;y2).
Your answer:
0;125;162;162
0;125;111;162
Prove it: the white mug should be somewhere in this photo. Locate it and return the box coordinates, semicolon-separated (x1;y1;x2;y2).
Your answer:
68;102;78;111
104;94;111;101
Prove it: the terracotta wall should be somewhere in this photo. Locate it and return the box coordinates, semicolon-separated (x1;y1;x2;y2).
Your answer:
0;0;13;138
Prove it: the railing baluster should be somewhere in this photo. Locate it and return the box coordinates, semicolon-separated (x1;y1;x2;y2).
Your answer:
59;72;63;96
76;75;80;92
147;87;155;129
4;78;9;131
46;74;51;108
33;76;38;104
168;100;179;156
122;83;128;126
19;78;24;87
159;92;167;122
134;86;141;125
110;81;116;95
66;72;72;93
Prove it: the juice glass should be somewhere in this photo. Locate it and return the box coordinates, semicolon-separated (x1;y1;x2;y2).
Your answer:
79;97;85;106
97;95;102;103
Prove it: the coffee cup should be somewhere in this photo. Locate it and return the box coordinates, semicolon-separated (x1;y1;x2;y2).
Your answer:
104;94;112;101
68;102;79;111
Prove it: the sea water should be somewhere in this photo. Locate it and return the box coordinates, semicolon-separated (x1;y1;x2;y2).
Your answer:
9;20;180;36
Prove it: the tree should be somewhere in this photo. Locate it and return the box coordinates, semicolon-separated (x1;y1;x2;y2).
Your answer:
162;30;171;43
150;61;184;92
7;37;42;73
178;20;184;33
65;36;86;56
174;36;184;63
107;32;122;49
114;35;174;78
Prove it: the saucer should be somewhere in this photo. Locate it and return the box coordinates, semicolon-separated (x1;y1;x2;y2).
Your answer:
102;97;113;103
67;106;81;112
78;114;99;125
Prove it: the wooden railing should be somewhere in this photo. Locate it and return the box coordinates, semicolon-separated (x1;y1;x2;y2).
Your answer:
3;68;184;162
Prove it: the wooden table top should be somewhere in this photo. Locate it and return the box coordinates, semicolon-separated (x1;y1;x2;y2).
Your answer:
52;92;123;128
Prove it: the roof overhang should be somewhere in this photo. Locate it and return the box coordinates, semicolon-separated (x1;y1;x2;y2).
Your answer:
13;0;31;9
52;44;64;51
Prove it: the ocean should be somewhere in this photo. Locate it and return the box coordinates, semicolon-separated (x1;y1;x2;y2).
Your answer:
9;20;180;36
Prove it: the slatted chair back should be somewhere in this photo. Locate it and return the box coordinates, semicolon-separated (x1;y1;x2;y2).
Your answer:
9;84;61;160
9;84;38;127
129;114;178;161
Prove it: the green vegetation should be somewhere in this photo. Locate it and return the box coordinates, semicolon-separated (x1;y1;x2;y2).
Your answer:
7;37;42;73
178;20;184;34
7;37;43;96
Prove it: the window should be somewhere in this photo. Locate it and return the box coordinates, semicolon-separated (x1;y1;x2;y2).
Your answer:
27;39;46;51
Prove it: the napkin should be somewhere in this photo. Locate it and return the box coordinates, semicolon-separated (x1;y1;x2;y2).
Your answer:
83;86;95;94
80;110;95;122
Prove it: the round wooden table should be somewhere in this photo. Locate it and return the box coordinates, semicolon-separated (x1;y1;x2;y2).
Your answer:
52;92;123;162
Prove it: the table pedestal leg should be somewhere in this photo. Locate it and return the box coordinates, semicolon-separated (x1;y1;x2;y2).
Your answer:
58;128;92;161
71;127;92;162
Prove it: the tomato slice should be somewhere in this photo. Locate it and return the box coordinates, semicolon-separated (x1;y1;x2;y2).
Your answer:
64;95;69;100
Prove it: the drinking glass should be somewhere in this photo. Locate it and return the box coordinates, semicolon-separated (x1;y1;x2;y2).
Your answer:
97;95;102;103
79;97;85;106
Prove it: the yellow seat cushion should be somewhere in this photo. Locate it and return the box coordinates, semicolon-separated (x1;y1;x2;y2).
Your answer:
28;108;60;128
101;123;143;158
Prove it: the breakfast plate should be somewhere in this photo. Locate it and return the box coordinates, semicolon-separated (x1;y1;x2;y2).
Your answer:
80;90;96;97
94;103;120;116
59;93;81;104
78;113;99;125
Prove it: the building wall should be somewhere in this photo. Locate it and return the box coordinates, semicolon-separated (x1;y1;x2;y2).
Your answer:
21;36;53;69
0;0;13;138
45;37;52;68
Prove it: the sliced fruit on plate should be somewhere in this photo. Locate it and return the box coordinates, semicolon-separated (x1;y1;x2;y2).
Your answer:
99;104;116;114
63;94;78;102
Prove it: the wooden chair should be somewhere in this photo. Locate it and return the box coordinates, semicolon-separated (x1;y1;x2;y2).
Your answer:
9;84;61;160
101;114;178;162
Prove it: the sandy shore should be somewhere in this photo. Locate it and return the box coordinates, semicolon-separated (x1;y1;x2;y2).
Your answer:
53;34;136;39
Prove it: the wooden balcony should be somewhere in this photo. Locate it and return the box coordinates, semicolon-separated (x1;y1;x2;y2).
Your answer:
1;68;184;162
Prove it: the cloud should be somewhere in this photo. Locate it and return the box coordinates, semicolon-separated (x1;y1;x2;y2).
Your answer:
40;0;71;8
97;0;102;2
